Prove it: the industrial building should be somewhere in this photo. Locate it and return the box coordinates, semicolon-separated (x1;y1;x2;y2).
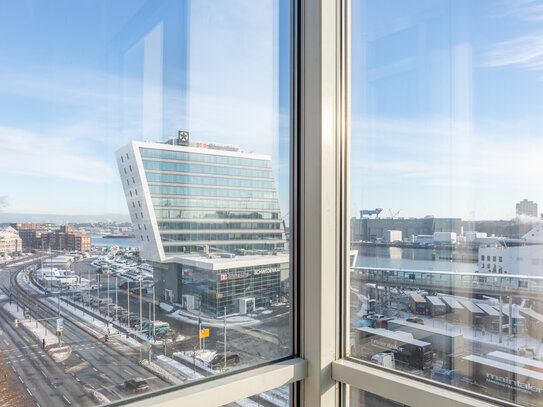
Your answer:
116;134;289;316
351;216;462;242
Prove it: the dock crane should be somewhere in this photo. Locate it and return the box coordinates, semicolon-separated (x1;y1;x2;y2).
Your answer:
360;208;382;218
388;209;401;219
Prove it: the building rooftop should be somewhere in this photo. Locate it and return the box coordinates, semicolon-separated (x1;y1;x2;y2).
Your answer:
132;140;271;161
165;253;289;271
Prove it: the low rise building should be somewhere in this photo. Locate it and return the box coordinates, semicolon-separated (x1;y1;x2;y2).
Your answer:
478;223;543;275
383;230;402;242
433;232;457;244
11;223;51;250
41;225;91;252
0;229;22;256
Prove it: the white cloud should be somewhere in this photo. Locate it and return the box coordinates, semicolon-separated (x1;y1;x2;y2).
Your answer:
351;116;543;191
0;125;117;184
497;0;543;22
484;34;543;71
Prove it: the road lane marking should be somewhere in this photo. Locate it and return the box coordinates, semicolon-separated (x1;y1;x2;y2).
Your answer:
17;375;23;384
27;389;33;397
62;394;71;405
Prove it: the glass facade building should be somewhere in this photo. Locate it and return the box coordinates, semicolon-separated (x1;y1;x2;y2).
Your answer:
115;137;288;315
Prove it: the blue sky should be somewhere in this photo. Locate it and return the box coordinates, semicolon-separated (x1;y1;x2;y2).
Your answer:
2;0;542;223
0;0;289;221
351;0;543;220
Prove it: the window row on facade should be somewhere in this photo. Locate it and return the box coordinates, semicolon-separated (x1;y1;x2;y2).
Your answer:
156;221;282;230
140;147;270;168
163;243;286;254
143;159;273;178
151;197;279;210
148;185;277;199
154;209;281;220
145;172;275;189
160;232;284;242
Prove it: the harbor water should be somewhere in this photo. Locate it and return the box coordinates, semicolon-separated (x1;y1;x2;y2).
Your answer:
356;245;478;273
89;233;139;249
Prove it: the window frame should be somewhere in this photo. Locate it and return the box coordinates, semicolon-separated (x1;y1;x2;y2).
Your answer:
334;1;538;406
99;0;532;405
104;0;306;405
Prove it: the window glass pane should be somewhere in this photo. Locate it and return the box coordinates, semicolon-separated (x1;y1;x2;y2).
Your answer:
350;388;408;407
1;0;291;404
224;384;290;407
350;1;543;406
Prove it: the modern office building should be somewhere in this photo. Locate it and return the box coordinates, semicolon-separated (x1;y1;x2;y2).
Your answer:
516;198;538;218
116;134;288;316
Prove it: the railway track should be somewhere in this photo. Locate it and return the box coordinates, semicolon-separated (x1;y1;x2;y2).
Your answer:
2;266;169;403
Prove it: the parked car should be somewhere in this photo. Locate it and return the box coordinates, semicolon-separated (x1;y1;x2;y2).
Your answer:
124;379;150;393
210;353;240;369
406;316;424;325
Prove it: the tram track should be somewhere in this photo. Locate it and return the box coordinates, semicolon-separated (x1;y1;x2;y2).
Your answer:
2;266;169;403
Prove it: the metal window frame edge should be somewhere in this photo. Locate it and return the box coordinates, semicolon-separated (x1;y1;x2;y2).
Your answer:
333;359;518;407
104;358;307;407
297;0;343;405
336;1;524;406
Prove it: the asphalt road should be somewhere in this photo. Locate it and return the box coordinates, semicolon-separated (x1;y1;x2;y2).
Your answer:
0;256;169;406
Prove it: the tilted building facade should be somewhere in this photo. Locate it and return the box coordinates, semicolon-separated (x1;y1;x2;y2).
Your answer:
116;137;289;315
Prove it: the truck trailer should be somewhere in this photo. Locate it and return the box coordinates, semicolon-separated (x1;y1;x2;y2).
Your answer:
354;327;433;372
409;293;427;315
426;296;447;316
458;354;543;406
387;319;464;369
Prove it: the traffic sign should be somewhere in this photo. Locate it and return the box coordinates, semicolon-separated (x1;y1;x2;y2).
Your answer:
200;328;209;338
56;318;64;332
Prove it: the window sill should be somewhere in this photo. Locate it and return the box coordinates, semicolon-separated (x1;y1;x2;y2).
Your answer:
332;358;512;407
104;357;307;407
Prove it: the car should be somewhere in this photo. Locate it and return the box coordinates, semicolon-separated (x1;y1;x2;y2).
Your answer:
210;353;240;369
124;379;150;393
366;313;385;320
406;317;424;325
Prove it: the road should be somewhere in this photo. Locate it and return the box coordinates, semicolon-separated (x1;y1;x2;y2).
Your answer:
0;256;169;406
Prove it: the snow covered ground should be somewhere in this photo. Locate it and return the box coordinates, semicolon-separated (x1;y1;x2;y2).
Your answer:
3;302;64;350
169;308;260;328
160;303;174;312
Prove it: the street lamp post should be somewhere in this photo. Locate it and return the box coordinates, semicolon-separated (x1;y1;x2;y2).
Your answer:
224;307;227;370
107;271;110;323
127;280;130;329
115;276;118;323
152;286;156;340
139;277;143;332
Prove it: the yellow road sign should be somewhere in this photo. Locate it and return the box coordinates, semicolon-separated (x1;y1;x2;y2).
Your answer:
200;328;209;338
